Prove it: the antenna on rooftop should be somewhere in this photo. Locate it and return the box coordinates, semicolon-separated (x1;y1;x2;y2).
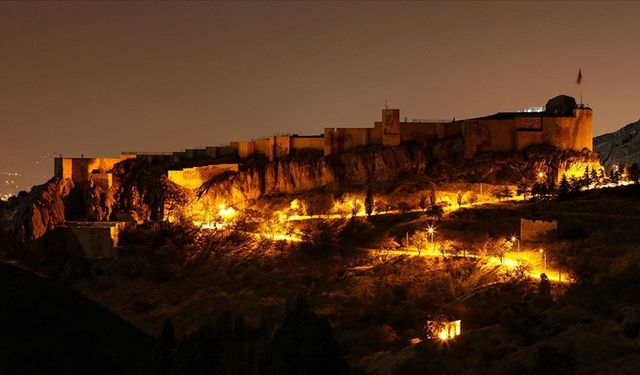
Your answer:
384;100;388;109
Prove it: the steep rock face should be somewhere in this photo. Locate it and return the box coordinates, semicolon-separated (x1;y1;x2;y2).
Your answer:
195;144;601;208
0;178;68;243
198;145;428;207
594;120;640;168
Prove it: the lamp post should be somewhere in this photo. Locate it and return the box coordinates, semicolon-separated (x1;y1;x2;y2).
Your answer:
427;225;436;251
539;248;547;273
510;235;520;252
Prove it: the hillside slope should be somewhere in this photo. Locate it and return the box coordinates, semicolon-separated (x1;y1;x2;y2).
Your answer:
0;261;154;375
594;120;640;168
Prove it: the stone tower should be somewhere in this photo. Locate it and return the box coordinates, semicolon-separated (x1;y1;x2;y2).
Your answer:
382;108;401;146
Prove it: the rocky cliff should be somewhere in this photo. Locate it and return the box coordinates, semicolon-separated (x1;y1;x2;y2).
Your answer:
0;141;601;254
195;142;599;208
594;120;640;168
0;178;69;245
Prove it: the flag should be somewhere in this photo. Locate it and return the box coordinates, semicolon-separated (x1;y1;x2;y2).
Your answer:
576;68;582;85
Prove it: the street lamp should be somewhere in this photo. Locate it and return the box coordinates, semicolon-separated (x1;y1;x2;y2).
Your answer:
427;225;436;250
510;235;520;252
539;248;547;273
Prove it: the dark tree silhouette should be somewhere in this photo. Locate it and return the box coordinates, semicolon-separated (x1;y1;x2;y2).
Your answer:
516;178;532;200
538;273;552;307
557;174;571;200
627;163;640;184
418;194;428;211
172;325;223;375
426;204;444;221
266;296;349;375
364;187;374;218
535;345;574;375
160;318;177;350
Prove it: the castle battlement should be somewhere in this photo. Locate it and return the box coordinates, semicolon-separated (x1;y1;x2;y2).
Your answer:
54;95;593;185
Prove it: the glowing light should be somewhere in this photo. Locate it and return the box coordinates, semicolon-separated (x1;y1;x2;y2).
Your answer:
427;320;461;341
438;330;450;341
290;199;301;211
427;226;436;235
218;204;236;220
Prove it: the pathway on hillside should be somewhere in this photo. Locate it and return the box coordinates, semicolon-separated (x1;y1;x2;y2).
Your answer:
362;247;570;284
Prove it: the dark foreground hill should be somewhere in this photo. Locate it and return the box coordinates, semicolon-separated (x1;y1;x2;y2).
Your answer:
594;120;640;168
0;261;154;375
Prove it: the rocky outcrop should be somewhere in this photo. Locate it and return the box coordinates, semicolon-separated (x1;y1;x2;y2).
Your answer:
195;142;598;207
197;145;430;206
0;178;68;243
594;120;640;168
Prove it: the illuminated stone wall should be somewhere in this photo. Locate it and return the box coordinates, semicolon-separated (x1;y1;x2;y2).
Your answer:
168;163;240;190
54;155;135;189
462;108;593;159
65;222;125;259
381;108;401;146
399;121;461;144
291;136;324;152
323;127;381;155
462;119;518;158
542;108;593;152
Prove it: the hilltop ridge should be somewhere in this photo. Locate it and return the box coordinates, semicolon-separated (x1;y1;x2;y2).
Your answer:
594;119;640;168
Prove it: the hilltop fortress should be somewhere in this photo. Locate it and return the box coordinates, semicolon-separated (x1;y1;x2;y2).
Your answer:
54;95;593;189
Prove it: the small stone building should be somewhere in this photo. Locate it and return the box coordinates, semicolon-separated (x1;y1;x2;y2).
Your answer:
520;218;558;244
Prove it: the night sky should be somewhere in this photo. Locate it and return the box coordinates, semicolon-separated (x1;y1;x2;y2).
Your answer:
1;1;639;195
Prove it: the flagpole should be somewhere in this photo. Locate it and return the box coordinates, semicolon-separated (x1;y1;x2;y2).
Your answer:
577;68;583;108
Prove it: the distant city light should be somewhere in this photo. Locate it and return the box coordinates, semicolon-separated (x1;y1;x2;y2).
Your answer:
518;106;544;113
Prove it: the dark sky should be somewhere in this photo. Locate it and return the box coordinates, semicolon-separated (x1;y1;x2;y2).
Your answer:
1;1;639;195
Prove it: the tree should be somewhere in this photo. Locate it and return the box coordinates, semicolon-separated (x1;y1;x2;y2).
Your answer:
531;182;547;200
426;204;444;221
266;297;349;375
172;325;223;375
535;345;574;375
419;194;428;212
608;166;620;185
364;187;374;218
160;318;177;350
478;238;510;264
412;231;430;255
516;178;532;200
493;185;513;202
350;200;362;220
590;168;600;188
627;163;640;184
557;174;571;200
545;173;557;197
538;273;552;307
456;191;464;208
429;190;437;206
581;166;592;188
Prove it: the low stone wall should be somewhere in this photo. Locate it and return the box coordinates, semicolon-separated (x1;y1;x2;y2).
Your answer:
64;221;127;259
520;218;557;244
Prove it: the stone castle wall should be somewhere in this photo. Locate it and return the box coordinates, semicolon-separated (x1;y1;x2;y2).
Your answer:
462;108;593;159
53;95;595;183
54;155;136;190
239;135;324;161
168;164;240;190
